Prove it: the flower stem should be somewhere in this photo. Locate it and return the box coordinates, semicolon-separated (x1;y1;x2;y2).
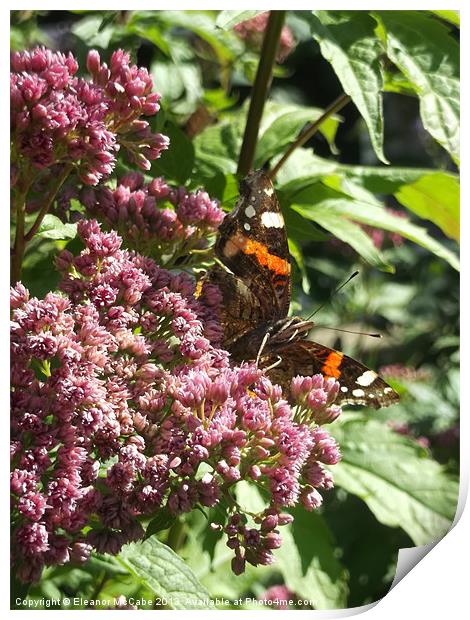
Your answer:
24;164;74;242
166;518;185;551
268;93;351;180
11;181;31;286
237;11;286;177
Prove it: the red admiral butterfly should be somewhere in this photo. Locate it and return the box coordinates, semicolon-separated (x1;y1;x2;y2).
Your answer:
204;169;399;409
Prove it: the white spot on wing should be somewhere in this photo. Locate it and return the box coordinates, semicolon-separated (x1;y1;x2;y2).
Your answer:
384;387;393;394
264;186;274;196
244;223;251;231
340;386;348;393
352;388;365;397
245;205;256;218
356;370;377;386
261;211;284;228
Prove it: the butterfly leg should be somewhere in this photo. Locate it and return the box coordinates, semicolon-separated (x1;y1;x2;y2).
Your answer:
264;355;283;372
255;330;271;367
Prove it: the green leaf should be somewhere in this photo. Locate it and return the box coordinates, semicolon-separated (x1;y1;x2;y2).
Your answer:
286;175;459;271
36;215;77;240
275;149;339;191
277;149;460;197
276;508;348;609
157;11;235;64
71;15;115;48
376;11;460;164
120;538;211;609
395;173;459;242
144;508;176;540
309;11;387;163
194;119;244;175
429;10;460;27
216;10;265;30
325;195;459;271
288;237;311;294
254;102;340;167
152;60;203;115
292;203;393;273
329;416;459;546
151;123;194;185
129;23;171;56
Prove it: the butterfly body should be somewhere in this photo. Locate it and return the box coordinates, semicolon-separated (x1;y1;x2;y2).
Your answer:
205;169;399;409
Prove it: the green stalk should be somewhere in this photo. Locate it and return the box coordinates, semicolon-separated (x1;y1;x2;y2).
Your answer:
269;93;351;180
11;182;29;285
237;11;286;177
11;164;73;285
166;518;186;551
24;164;74;242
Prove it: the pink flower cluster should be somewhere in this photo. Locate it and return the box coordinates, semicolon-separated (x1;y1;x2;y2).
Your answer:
11;47;168;186
361;209;406;249
234;12;296;63
79;171;224;264
11;221;341;583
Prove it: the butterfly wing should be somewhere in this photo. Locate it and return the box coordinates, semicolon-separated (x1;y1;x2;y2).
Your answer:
264;340;399;409
213;169;291;321
201;264;270;349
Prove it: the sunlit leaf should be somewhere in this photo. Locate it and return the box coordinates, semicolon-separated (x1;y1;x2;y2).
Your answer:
276;508;349;609
429;10;460;27
255;102;340;167
216;10;265;30
395;173;459;241
329;416;459;545
292;203;393;273
376;11;459;164
120;538;211;609
292;183;459;271
309;11;387;163
36;215;77;241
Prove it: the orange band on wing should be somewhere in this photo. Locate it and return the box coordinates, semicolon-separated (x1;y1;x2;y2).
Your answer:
223;232;290;276
244;238;290;276
322;351;343;379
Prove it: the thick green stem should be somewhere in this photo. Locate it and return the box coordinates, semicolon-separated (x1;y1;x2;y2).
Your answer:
24;164;74;242
166;518;185;552
11;164;73;284
237;11;286;177
269;93;351;180
11;182;30;286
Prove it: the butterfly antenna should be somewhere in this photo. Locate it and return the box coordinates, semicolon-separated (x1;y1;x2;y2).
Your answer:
315;325;382;338
306;271;359;320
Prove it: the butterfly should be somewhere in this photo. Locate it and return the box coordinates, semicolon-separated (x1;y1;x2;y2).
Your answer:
203;169;399;408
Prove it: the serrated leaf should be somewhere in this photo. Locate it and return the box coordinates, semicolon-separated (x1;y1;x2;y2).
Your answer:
276;508;348;609
36;215;77;240
376;11;459;164
395;173;459;241
151;123;194;185
120;538;211;609
216;10;266;30
329;417;459;545
309;11;387;163
254;102;340;167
